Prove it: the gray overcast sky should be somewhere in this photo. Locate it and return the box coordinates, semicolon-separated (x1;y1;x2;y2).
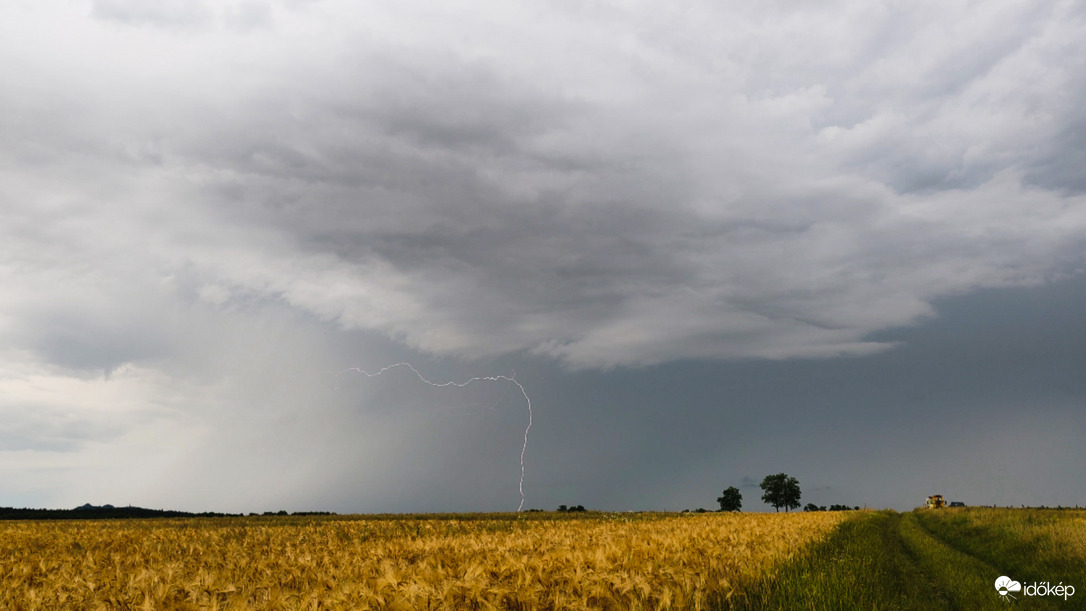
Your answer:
2;0;1084;513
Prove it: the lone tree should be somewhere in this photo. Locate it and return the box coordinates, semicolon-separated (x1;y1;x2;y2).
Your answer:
717;486;743;512
760;473;801;512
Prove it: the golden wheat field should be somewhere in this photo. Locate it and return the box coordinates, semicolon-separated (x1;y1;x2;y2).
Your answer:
0;511;849;610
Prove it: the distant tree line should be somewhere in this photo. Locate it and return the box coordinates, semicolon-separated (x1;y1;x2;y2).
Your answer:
716;473;802;512
557;504;587;513
0;504;239;520
804;504;860;512
250;510;339;516
0;504;339;520
717;473;856;513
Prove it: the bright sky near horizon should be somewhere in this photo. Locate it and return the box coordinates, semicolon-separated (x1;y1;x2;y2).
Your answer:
2;0;1085;513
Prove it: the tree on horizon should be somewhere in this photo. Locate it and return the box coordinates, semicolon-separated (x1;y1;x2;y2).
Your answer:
717;486;743;512
760;473;801;512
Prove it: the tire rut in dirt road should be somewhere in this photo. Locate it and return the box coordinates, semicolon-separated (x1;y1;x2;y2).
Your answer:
881;512;956;609
897;512;1028;610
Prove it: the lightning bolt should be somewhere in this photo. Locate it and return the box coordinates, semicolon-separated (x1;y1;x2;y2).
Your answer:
342;362;533;512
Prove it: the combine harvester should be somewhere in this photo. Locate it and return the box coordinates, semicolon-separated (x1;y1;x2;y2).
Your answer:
925;494;947;509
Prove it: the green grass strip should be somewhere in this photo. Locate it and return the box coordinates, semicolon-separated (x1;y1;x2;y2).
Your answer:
897;511;1011;610
914;508;1086;587
716;509;1083;610
909;509;1085;610
717;511;945;611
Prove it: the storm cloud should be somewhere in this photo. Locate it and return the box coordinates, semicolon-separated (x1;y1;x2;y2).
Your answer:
2;0;1085;512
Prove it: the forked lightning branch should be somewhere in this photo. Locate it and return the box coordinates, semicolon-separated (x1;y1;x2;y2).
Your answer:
342;363;534;512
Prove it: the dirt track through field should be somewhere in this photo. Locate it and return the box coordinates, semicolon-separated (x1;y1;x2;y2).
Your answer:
723;509;1084;611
